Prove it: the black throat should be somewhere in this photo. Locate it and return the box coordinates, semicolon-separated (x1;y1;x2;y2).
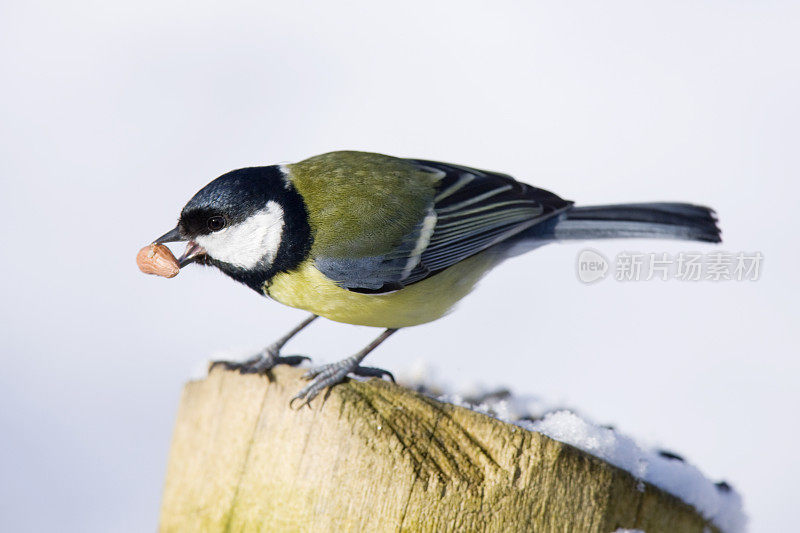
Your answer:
207;167;313;293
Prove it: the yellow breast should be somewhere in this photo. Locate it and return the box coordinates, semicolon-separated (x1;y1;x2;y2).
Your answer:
265;252;497;328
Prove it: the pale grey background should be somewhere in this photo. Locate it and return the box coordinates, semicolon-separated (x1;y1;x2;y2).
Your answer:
1;1;797;531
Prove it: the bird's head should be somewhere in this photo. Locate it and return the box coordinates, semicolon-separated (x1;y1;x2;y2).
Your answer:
155;166;311;291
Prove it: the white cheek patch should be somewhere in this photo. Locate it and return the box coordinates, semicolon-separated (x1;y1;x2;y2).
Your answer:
195;201;285;269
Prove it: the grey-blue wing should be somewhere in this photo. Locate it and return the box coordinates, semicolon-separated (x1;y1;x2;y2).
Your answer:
401;160;572;285
314;203;437;292
316;159;573;292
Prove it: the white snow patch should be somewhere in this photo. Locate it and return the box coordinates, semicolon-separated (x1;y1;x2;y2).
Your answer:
186;356;746;533
532;411;745;533
397;368;747;533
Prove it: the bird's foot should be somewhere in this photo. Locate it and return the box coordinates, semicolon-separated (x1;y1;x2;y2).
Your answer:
210;346;309;375
291;357;394;408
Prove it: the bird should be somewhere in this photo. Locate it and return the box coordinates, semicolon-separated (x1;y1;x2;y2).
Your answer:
153;151;721;406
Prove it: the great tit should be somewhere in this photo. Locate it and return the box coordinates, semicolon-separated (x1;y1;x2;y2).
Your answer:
154;151;720;405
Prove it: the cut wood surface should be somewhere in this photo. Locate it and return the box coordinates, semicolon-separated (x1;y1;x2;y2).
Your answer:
160;366;718;532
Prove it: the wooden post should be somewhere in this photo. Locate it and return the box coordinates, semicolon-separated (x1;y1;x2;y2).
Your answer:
160;366;717;532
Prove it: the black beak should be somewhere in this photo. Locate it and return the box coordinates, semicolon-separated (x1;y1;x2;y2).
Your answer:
178;242;206;267
153;225;206;267
154;226;185;244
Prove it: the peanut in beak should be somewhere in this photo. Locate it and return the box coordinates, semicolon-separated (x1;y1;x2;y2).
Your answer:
137;244;181;278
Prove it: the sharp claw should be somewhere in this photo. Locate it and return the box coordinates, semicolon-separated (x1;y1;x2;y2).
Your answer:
210;352;311;375
354;366;395;382
289;357;396;408
290;386;318;409
278;355;311;366
209;360;244;372
289;395;307;409
302;367;323;380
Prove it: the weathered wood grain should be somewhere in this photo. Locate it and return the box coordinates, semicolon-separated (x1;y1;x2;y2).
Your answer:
160;366;717;532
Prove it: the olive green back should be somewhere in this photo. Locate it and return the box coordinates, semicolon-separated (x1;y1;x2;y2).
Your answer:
287;151;439;258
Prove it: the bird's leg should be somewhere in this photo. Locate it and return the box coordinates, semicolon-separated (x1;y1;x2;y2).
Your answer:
292;328;398;408
212;314;318;374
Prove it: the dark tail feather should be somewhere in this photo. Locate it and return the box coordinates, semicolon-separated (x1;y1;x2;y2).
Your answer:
549;202;721;243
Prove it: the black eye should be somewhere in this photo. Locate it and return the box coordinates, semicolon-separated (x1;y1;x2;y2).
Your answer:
207;215;226;232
